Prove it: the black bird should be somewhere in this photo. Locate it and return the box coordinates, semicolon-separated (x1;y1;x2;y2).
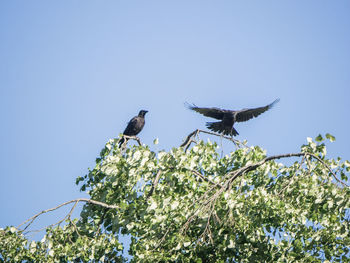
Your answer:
118;110;148;147
187;99;279;136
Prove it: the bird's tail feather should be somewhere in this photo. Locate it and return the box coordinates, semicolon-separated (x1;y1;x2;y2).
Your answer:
230;127;239;136
206;121;239;136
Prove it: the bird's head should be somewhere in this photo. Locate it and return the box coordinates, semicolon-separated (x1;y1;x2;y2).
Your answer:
138;110;148;117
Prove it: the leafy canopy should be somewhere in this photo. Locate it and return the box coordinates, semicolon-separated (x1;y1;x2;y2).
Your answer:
1;133;349;262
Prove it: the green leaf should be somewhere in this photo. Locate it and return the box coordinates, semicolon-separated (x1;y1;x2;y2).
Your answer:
325;133;336;142
315;134;323;142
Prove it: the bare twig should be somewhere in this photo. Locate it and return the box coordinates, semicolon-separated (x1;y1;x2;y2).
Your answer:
69;218;81;237
96;208;108;236
306;153;348;187
190;169;221;188
146;170;162;200
180;129;200;150
118;135;142;149
153;228;170;251
17;198;118;231
300;154;306;167
23;201;80;235
67;201;81;237
180;129;246;151
199;198;216;244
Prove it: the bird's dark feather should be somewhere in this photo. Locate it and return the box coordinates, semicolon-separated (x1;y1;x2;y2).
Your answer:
206;122;239;136
235;99;280;122
186;103;226;120
123;117;144;135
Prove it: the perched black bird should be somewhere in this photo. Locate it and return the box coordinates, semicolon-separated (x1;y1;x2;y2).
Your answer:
187;99;279;136
119;110;148;147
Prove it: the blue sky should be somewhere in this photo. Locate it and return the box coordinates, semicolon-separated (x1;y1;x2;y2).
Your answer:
1;0;349;243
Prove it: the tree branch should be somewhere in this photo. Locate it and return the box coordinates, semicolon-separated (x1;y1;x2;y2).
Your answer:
146;170;162;200
118;135;142;150
306;152;348;187
180;129;246;150
190;169;221;188
17;198;119;231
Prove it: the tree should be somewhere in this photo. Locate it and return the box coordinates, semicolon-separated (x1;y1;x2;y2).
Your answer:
1;131;349;262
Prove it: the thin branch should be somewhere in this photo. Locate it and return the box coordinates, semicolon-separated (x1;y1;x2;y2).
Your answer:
306;153;348;187
25;200;80;234
180;129;246;150
195;130;242;146
17;198;118;231
67;200;79;220
69;218;81;237
118;135;142;150
66;201;81;237
199;198;216;245
153;228;170;251
190;169;221;188
278;174;295;197
146;170;162;200
180;129;200;150
122;135;142;146
300;154;306;167
96;208;108;236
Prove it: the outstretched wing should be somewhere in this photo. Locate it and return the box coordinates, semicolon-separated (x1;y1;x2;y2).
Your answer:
235;99;280;122
186;102;226;120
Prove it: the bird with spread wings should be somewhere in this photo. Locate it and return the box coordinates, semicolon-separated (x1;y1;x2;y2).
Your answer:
187;99;279;136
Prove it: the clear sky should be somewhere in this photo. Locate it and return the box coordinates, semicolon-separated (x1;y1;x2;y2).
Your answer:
1;0;349;243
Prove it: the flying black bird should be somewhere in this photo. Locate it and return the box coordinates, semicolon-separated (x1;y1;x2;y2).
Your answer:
118;110;148;147
187;99;279;136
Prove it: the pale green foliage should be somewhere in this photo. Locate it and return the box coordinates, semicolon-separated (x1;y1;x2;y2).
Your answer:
1;135;349;262
0;222;125;262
